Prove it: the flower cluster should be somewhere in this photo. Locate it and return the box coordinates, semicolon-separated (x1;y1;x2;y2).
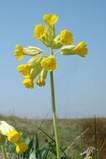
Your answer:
0;121;28;154
14;13;88;89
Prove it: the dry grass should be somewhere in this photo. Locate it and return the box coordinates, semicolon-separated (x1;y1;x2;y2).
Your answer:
0;115;106;158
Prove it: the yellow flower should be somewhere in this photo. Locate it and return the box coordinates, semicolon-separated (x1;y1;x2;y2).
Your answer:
60;29;73;45
33;24;46;39
72;41;88;57
14;45;24;60
36;69;47;87
0;121;21;143
22;78;34;88
41;56;56;71
43;13;58;26
16;143;28;154
36;79;45;87
7;130;21;143
17;64;31;77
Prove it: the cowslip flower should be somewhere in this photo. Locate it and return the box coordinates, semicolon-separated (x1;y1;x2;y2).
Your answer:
22;78;34;88
14;13;88;89
7;130;21;143
36;79;45;87
14;13;88;159
16;143;28;154
14;45;24;60
17;64;31;77
33;24;46;39
0;121;21;143
72;41;88;57
41;56;56;71
43;13;58;26
36;69;47;87
60;29;73;45
61;41;88;57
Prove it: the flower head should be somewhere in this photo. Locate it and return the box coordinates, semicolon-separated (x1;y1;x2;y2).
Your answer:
14;45;24;60
16;143;28;154
14;13;88;89
22;78;34;88
60;29;73;45
72;41;88;57
41;56;56;71
33;25;46;39
7;130;21;143
43;14;58;26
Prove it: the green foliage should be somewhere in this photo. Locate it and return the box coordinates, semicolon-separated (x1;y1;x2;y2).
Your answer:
0;115;106;159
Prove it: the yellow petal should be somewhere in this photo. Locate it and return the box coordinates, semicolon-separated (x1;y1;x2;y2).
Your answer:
17;64;31;76
60;29;73;45
7;130;21;143
16;143;28;154
14;45;24;60
43;13;59;25
61;42;88;57
36;79;45;87
41;56;56;71
22;78;34;88
33;25;46;39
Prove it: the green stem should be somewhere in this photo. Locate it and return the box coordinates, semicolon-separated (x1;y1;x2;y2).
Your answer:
50;48;60;159
1;145;7;159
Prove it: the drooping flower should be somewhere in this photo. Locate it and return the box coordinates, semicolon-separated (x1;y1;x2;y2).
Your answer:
43;13;58;26
14;45;24;60
41;56;56;71
33;24;46;39
16;143;28;154
60;29;73;45
17;64;31;77
22;78;34;88
36;69;48;87
36;78;45;87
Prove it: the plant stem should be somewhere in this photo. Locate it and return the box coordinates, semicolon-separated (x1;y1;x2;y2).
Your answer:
50;48;60;159
1;145;7;159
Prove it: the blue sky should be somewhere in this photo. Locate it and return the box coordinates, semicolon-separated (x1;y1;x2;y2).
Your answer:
0;0;106;118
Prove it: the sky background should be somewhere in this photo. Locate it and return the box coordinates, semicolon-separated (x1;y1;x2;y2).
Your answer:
0;0;106;118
